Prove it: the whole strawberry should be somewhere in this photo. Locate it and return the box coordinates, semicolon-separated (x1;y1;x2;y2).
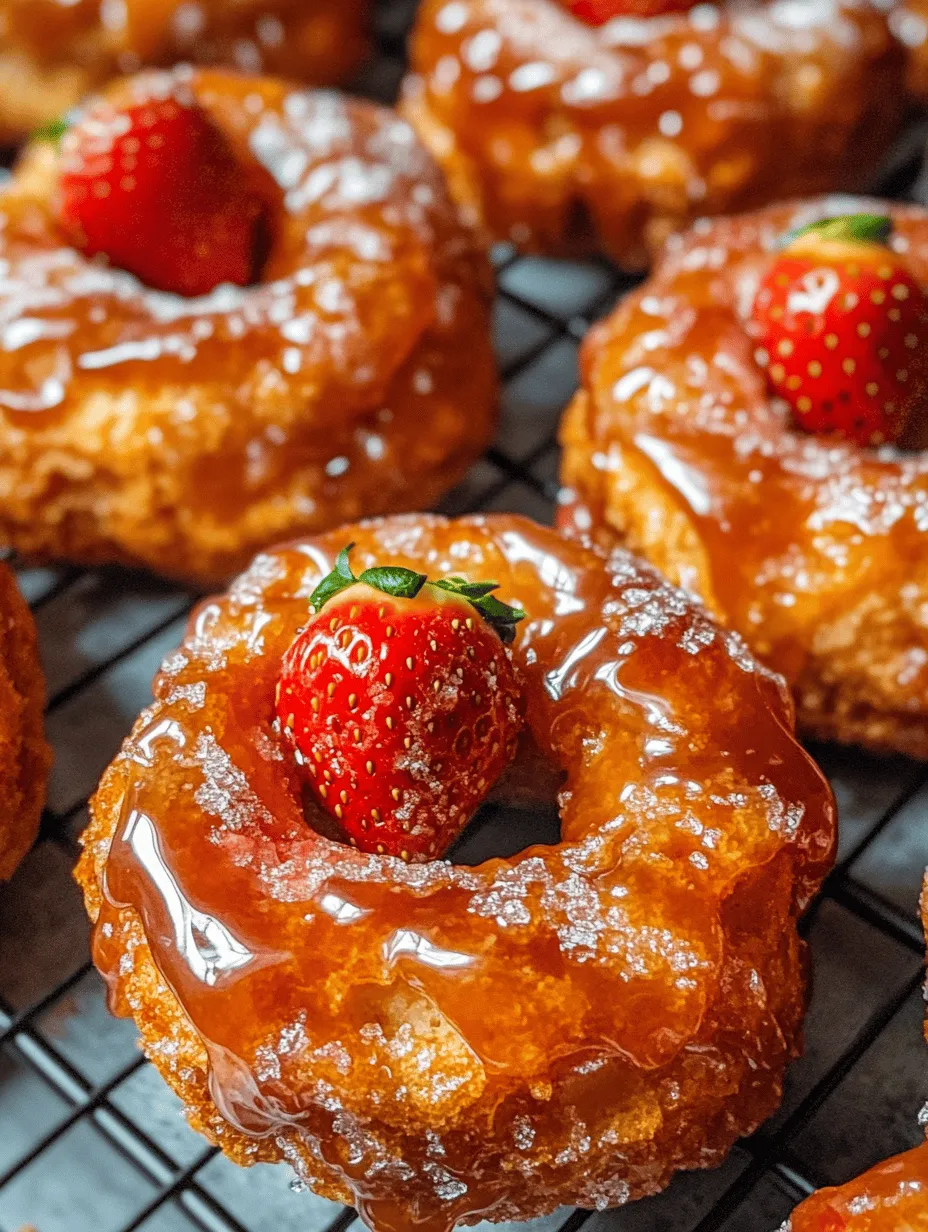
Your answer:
564;0;697;24
57;83;270;297
276;547;525;861
751;213;928;447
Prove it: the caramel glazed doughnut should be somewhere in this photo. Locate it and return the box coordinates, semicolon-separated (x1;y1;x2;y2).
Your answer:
0;560;49;881
77;514;836;1232
890;0;928;98
401;0;905;269
784;1140;928;1229
0;0;369;147
0;69;498;585
559;195;928;760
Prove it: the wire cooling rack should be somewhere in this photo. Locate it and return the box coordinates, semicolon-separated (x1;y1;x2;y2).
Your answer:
3;3;928;1230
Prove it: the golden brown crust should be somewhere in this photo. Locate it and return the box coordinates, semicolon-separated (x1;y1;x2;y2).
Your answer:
0;71;498;585
0;0;369;146
401;0;905;269
559;195;928;760
0;560;49;880
77;513;835;1231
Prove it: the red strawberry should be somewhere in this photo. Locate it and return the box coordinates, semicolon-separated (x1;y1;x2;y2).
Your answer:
751;213;928;447
564;0;696;24
276;547;525;861
57;83;270;297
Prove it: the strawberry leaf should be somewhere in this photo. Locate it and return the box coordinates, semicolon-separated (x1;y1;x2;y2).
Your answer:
32;116;68;147
358;566;428;598
310;549;525;641
470;594;525;644
309;543;357;611
432;577;500;600
786;213;892;249
432;577;524;640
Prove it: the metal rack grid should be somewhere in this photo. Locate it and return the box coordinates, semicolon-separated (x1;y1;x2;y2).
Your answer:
2;3;928;1230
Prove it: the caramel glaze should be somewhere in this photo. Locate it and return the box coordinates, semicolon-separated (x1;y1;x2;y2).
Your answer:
787;1141;928;1229
560;196;928;760
401;0;904;269
76;514;836;1232
890;0;928;97
0;560;49;880
0;69;497;584
0;0;368;144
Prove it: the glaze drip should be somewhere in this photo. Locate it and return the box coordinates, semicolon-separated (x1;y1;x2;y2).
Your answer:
80;514;835;1232
559;196;928;755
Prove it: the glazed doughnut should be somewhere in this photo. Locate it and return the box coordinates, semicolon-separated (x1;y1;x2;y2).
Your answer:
401;0;904;268
0;69;497;585
0;560;49;881
785;1141;928;1229
0;0;368;146
890;0;928;97
559;196;928;759
76;513;835;1232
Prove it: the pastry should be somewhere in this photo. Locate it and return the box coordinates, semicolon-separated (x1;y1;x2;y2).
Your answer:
785;1141;928;1228
0;560;49;880
890;0;928;97
0;68;497;584
560;199;928;758
401;0;904;268
77;512;836;1232
0;0;368;146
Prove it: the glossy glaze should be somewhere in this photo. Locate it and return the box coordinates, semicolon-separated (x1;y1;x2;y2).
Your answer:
0;70;497;581
890;0;928;97
0;560;49;880
560;196;928;758
0;0;368;141
402;0;903;266
787;1142;928;1229
78;514;835;1232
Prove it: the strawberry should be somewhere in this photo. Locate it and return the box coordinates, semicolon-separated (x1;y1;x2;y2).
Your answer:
564;0;696;24
57;83;270;297
276;546;525;861
751;213;928;447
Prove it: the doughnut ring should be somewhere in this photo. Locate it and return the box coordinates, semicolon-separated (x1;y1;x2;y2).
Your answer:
77;513;835;1232
784;1140;928;1228
0;69;498;585
890;0;928;98
560;196;928;759
0;561;49;881
401;0;904;268
0;0;369;146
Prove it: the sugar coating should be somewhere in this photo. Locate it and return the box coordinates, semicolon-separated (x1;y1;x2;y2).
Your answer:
0;0;368;145
0;69;497;583
77;513;836;1232
401;0;904;267
560;195;928;759
785;1140;928;1229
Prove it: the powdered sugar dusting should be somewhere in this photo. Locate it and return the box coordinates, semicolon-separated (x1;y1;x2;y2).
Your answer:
93;514;833;1232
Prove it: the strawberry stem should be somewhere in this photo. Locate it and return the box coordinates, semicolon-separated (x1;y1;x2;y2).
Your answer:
785;213;892;249
309;543;360;610
309;547;526;643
